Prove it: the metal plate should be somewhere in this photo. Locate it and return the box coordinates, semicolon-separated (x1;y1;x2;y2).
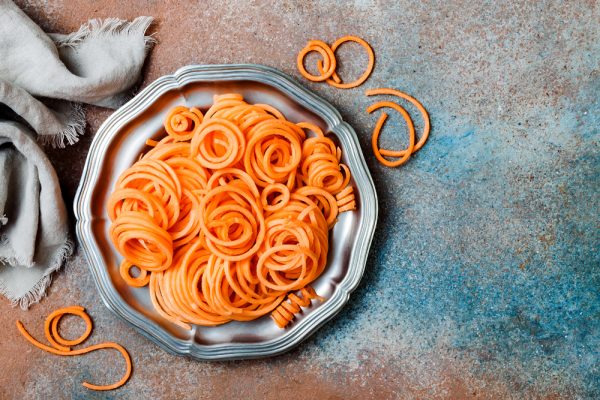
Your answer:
74;64;378;360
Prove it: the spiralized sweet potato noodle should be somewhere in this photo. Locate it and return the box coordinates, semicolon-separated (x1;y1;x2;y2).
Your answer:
16;307;132;391
107;94;357;329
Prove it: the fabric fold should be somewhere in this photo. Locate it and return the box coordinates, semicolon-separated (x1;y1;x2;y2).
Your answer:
0;0;155;308
0;1;155;108
0;80;86;148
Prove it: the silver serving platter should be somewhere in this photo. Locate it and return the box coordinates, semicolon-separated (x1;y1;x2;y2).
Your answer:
74;64;378;360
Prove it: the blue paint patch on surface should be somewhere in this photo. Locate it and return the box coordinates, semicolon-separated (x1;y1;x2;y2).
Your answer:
306;69;600;396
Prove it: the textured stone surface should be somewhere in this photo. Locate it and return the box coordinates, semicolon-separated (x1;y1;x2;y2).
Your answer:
2;1;598;399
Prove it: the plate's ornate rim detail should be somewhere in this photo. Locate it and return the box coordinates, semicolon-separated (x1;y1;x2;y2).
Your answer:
74;64;378;360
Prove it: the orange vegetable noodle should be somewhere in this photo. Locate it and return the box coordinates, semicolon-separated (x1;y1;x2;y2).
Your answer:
16;306;132;391
316;36;375;89
297;40;337;82
365;88;430;167
164;106;203;142
271;286;325;328
297;35;375;89
107;95;357;329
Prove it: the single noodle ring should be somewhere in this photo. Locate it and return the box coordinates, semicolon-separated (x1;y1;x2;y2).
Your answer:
119;259;150;287
367;100;416;167
297;122;325;138
297;40;337;82
43;306;93;351
164;106;203;141
191;118;245;169
316;35;375;89
261;183;290;212
366;88;430;155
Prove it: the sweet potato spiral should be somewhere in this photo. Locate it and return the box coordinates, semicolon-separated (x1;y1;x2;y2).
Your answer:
271;286;324;328
107;95;356;330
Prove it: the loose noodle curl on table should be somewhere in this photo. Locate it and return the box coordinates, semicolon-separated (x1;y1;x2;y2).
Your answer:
16;306;132;391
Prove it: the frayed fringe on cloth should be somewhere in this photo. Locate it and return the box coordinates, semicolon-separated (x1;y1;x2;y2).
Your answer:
40;17;156;149
53;16;157;52
0;239;74;309
38;102;86;148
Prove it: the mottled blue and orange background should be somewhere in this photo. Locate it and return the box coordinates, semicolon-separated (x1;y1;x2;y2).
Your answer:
2;1;598;399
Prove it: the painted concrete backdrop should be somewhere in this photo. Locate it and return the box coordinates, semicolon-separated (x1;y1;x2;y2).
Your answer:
1;1;598;399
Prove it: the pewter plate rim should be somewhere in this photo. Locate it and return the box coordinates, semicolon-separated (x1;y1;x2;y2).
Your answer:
74;64;378;360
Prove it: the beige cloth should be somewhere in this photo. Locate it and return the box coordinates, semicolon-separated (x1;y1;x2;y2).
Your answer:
0;0;155;308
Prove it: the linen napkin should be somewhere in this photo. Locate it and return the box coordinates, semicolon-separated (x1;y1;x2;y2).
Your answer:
0;0;155;308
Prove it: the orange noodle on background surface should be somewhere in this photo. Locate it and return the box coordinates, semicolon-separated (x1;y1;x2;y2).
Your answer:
16;306;132;391
297;35;375;89
365;88;431;168
107;94;357;329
